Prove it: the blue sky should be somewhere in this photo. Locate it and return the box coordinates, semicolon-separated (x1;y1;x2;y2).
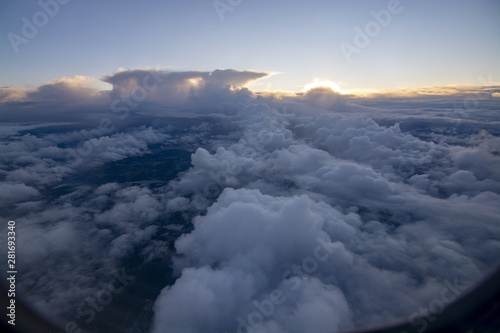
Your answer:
1;0;499;93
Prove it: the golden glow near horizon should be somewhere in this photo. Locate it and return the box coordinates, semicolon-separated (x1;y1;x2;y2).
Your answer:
4;72;498;102
302;79;346;94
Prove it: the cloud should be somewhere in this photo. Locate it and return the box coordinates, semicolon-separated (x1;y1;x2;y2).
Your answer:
0;183;40;207
0;76;112;124
0;76;106;104
0;68;499;332
357;85;500;99
299;87;348;110
153;188;354;333
31;76;106;101
204;69;269;88
0;69;268;124
6;181;168;327
0;86;29;102
150;101;500;331
102;68;268;107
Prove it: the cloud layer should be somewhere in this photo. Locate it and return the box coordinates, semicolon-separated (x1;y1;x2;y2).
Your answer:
151;102;500;332
0;69;499;333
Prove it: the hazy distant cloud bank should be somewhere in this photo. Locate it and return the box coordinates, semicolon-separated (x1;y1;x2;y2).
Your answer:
0;69;499;333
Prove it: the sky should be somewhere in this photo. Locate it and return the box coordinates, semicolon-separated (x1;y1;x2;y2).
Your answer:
1;1;500;333
1;0;499;93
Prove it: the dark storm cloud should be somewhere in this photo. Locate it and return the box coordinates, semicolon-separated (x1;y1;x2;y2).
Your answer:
0;69;268;124
102;68;268;107
103;69;267;93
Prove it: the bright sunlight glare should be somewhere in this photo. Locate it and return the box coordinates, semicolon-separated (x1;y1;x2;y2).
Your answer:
303;79;346;94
